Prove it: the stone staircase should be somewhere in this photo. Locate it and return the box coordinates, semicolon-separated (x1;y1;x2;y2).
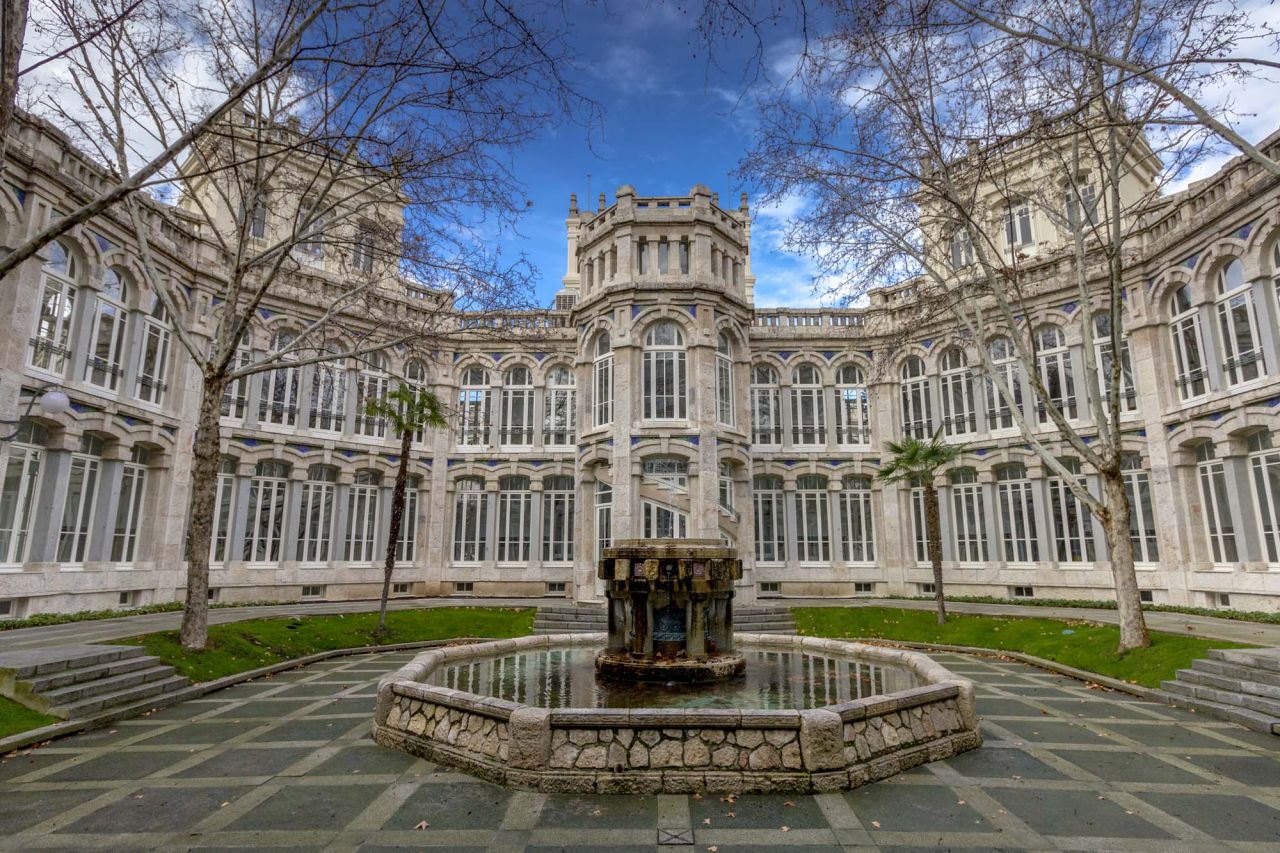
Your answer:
0;644;190;721
533;604;797;635
1161;648;1280;735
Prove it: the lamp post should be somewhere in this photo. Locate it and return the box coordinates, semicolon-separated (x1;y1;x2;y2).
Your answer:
0;383;71;441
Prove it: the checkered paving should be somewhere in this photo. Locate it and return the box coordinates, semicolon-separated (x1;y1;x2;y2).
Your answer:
2;651;1278;851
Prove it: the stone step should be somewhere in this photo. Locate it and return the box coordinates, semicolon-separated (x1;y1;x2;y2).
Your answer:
25;654;160;693
1161;679;1280;719
50;674;191;720
0;644;148;680
1176;668;1280;701
1191;658;1280;689
1159;683;1280;735
41;664;178;706
1208;648;1280;674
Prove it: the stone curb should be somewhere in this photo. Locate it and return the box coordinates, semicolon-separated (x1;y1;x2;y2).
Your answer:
0;636;493;755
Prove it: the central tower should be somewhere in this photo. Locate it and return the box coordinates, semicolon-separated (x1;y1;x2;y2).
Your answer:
565;185;757;604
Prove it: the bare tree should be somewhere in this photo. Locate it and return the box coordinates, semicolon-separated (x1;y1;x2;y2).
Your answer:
734;0;1268;651
22;0;591;649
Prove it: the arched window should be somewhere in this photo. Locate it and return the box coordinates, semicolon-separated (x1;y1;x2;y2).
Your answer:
840;475;874;563
30;241;77;374
1049;458;1094;564
1216;258;1264;386
790;363;826;446
244;459;289;563
452;478;488;562
544;366;576;447
643;321;687;420
1170;284;1208;399
1196;442;1237;563
1034;325;1076;422
346;470;381;563
354;353;390;437
457;366;491;446
939;348;974;436
996;463;1038;562
497;475;532;562
834;363;870;446
58;435;104;563
298;465;337;563
111;446;150;563
0;421;48;564
753;474;785;563
716;332;735;425
750;364;781;445
985;336;1021;430
900;356;932;439
1248;431;1280;565
260;331;301;427
397;475;421;563
135;296;171;405
500;366;534;446
1122;453;1159;563
542;475;574;563
950;468;987;563
1092;312;1136;414
794;474;831;563
85;268;129;391
593;331;613;427
950;229;974;269
308;343;347;432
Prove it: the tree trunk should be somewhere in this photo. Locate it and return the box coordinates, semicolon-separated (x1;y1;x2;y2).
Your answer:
378;428;412;634
924;481;946;625
179;373;227;651
1099;468;1151;651
0;0;28;173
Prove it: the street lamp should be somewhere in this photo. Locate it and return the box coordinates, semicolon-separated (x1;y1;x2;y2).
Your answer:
1;384;71;441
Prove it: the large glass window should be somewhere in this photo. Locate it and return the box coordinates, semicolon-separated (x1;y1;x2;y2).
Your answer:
840;475;875;563
1196;443;1237;563
939;348;975;437
500;366;535;446
1092;312;1136;414
900;356;931;439
1170;285;1208;399
543;366;576;447
260;332;301;427
1049;458;1095;563
85;269;129;392
1216;258;1265;386
791;363;826;446
753;475;785;563
909;478;928;564
1035;325;1076;422
397;476;420;563
298;465;336;563
111;447;149;562
404;360;432;443
794;474;831;563
453;478;487;562
996;463;1038;562
950;229;974;269
308;343;347;432
1122;453;1160;563
1248;431;1280;564
595;480;612;559
221;345;251;420
593;332;613;427
30;241;77;374
457;366;492;446
211;457;235;563
1004;199;1034;250
750;364;782;445
985;336;1021;431
353;353;390;437
244;460;289;562
0;422;46;564
58;436;103;563
497;475;532;562
640;462;688;541
834;364;870;447
542;475;574;563
345;471;381;563
951;468;987;563
135;297;171;405
715;332;736;425
643;321;687;420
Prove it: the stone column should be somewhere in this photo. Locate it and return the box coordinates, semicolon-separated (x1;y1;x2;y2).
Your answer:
228;462;255;565
87;447;126;562
332;470;354;565
283;468;306;564
26;440;73;563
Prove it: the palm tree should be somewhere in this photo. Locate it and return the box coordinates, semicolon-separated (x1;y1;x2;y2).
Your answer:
878;430;964;625
365;383;447;638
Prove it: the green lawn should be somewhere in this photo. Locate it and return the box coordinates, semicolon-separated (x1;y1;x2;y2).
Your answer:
125;607;535;683
793;606;1249;688
0;695;58;739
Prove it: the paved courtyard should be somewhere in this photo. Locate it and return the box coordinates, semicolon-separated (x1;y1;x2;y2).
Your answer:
1;650;1278;852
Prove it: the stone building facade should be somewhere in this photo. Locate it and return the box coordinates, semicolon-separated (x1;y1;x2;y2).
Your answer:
1;116;1279;618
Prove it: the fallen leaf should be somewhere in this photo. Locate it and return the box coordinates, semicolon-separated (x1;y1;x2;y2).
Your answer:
726;811;736;818
871;820;881;828
703;818;712;825
783;800;795;807
957;800;965;805
414;820;429;830
692;793;703;800
781;825;790;832
708;847;718;852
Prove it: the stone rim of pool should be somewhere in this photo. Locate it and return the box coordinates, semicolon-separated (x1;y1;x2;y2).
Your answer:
372;632;982;794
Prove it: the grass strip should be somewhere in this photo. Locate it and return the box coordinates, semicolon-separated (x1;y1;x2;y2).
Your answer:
125;607;535;682
0;696;59;739
793;606;1250;688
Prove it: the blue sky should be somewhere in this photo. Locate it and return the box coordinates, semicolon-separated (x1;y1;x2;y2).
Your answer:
493;2;822;309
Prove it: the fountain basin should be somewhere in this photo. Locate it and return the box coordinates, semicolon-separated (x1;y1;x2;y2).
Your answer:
373;633;982;794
